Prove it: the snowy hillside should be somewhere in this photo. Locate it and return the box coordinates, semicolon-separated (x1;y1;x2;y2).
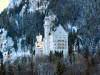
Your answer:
0;0;100;63
7;0;49;14
0;28;31;63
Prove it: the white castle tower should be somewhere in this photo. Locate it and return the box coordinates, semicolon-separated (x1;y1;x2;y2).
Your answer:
44;12;56;55
44;16;52;55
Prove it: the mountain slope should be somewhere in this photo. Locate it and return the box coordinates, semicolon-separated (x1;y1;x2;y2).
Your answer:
0;0;100;53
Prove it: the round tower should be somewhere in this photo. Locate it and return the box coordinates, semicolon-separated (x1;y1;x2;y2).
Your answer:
44;16;52;55
44;16;53;37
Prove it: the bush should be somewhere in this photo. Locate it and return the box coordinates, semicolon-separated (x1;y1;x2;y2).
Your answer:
49;51;53;62
85;68;90;75
30;62;34;70
54;51;63;58
56;62;65;75
18;64;21;72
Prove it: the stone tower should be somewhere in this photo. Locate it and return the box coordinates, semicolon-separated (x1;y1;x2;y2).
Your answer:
44;12;56;55
44;16;52;55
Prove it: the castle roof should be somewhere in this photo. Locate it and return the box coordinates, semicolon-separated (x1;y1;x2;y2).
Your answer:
49;24;68;35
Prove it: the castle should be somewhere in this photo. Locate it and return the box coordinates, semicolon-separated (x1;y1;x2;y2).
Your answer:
35;14;69;58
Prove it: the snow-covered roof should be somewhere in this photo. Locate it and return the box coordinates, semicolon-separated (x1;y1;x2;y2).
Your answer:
56;24;68;33
0;28;7;37
49;24;68;36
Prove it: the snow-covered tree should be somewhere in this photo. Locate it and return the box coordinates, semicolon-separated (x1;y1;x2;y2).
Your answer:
0;28;7;52
0;28;14;53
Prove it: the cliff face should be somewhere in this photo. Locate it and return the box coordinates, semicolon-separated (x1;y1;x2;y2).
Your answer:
0;0;100;52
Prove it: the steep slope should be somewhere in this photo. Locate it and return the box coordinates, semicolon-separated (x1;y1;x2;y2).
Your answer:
0;0;100;54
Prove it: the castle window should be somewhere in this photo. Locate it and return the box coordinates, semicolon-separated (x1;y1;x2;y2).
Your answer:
56;40;66;50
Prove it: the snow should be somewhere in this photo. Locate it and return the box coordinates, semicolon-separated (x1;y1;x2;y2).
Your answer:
72;26;78;32
67;23;72;30
99;40;100;43
0;28;31;63
20;5;27;16
28;0;49;13
79;43;83;49
44;20;52;26
67;23;78;33
8;0;22;9
6;37;14;47
1;28;7;37
3;37;31;63
37;1;49;13
77;35;83;40
15;20;18;27
1;0;49;14
3;48;31;63
0;28;8;52
29;7;34;13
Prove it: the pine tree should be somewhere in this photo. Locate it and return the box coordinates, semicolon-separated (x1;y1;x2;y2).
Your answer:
85;68;90;75
13;40;18;52
49;51;53;62
18;64;21;72
21;40;25;52
98;47;100;57
2;70;6;75
0;51;3;64
1;63;6;75
78;45;81;55
56;62;65;75
77;38;81;56
30;62;34;70
68;45;73;64
84;46;89;60
91;56;95;67
8;65;14;75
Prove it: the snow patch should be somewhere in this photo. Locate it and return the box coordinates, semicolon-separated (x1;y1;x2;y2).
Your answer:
67;23;78;33
15;20;18;27
72;26;78;33
3;37;31;63
67;23;72;30
8;0;22;9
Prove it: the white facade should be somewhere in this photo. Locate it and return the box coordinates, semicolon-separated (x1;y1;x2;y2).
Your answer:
49;25;69;58
35;15;69;58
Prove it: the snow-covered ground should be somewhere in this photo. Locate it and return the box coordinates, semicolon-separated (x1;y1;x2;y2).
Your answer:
0;28;31;63
67;23;78;33
7;0;49;14
8;0;22;9
3;49;31;63
3;37;31;63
